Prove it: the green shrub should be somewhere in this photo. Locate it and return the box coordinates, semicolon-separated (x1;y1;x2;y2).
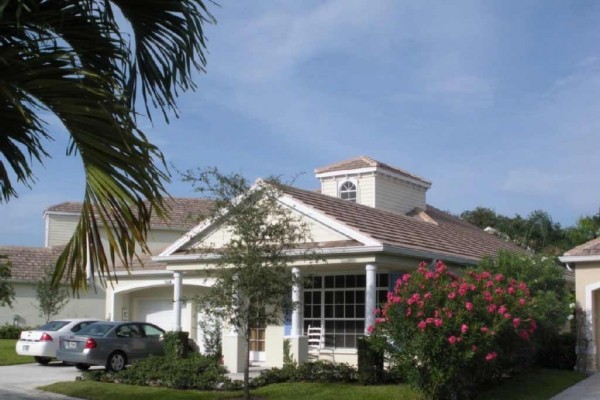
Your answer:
250;361;358;387
0;324;23;339
162;331;190;359
537;333;577;370
357;336;385;385
81;354;228;390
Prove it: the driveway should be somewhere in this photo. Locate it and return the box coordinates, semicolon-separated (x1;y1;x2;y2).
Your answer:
0;361;90;399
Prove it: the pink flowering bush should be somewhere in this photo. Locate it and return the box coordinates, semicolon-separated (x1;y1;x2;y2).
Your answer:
372;261;537;400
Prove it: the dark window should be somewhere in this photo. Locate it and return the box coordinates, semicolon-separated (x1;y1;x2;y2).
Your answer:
339;181;357;202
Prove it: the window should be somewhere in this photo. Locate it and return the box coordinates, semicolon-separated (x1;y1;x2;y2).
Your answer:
339;181;357;202
141;323;164;338
303;274;388;349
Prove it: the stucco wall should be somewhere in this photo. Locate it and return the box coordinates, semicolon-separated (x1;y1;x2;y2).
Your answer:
0;282;106;327
574;261;600;371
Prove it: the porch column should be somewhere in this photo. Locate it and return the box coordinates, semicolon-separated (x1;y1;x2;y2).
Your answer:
291;267;302;337
365;263;377;335
173;271;183;331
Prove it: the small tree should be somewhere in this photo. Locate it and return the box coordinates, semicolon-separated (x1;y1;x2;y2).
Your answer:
0;255;15;307
181;168;314;400
36;267;70;323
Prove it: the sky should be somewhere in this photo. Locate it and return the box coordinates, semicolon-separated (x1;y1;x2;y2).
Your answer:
3;0;600;247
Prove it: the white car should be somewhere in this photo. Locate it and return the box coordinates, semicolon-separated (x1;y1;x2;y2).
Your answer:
16;318;101;365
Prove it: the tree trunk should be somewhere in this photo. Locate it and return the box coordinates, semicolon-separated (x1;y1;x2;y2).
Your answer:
244;332;250;400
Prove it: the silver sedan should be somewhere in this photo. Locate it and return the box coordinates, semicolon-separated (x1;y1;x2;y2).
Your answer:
56;321;165;371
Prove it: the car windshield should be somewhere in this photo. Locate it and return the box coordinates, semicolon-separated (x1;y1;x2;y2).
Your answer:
77;323;113;337
36;321;70;331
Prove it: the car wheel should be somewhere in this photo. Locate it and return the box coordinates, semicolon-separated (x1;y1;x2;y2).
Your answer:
106;351;127;372
34;356;51;365
75;363;90;371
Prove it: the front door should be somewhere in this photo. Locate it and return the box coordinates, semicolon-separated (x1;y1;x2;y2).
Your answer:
249;323;266;363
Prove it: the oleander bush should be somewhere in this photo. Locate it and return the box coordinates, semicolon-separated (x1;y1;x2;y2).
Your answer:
372;261;538;400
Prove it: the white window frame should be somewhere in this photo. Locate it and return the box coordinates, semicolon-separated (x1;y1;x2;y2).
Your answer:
338;179;358;202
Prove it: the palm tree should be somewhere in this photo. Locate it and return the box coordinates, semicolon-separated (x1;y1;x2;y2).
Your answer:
0;0;214;290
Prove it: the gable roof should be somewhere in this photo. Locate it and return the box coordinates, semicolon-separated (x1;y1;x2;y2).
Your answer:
314;156;431;186
279;185;524;263
46;198;214;230
564;237;600;257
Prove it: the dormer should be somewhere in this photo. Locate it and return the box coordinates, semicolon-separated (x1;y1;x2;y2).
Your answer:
314;156;432;215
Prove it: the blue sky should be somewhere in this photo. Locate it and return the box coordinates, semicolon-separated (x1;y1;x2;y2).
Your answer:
3;0;600;246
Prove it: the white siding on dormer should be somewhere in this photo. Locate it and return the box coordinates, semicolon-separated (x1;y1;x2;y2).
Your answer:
319;173;376;208
46;213;79;247
374;174;426;215
320;178;338;197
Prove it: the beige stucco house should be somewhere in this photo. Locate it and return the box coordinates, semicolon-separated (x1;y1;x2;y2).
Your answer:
3;156;524;373
102;156;522;373
560;238;600;371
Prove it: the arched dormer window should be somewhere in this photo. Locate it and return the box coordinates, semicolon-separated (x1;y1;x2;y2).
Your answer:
339;181;357;202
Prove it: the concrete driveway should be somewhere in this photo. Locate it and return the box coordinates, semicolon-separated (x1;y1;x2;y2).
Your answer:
0;361;90;399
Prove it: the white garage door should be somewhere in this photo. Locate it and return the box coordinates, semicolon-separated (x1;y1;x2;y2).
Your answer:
136;299;191;332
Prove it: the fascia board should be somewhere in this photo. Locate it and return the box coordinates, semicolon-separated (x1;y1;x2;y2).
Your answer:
277;195;381;247
315;167;431;189
559;255;600;263
159;182;264;257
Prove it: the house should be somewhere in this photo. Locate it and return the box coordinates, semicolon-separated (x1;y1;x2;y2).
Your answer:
102;156;523;372
560;237;600;371
2;156;523;372
0;198;212;327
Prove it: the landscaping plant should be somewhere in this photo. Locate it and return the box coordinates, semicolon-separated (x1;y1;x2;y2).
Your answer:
372;261;538;400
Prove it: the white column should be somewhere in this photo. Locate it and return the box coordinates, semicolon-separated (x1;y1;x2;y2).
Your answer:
291;267;302;337
173;271;183;331
365;263;377;335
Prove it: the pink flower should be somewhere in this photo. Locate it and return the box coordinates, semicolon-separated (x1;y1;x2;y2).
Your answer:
485;280;494;288
434;318;443;327
424;292;432;300
461;324;469;334
480;326;489;333
498;305;507;315
485;352;498;362
435;261;446;273
481;271;491;279
367;325;375;334
402;274;411;283
448;336;458;345
448;292;456;300
484;291;493;302
530;320;537;332
488;304;497;313
518;282;528;290
494;273;504;282
519;331;530;341
465;302;474;311
513;318;521;328
494;288;504;295
374;308;380;315
425;271;435;280
507;287;516;295
406;307;412;317
519;298;526;306
375;317;386;324
418;320;427;331
503;313;511;320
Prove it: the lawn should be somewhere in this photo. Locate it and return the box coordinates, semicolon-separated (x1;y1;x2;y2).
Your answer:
40;368;586;400
0;339;34;366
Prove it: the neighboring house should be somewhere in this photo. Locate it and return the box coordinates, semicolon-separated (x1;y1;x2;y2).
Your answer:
560;237;600;371
0;198;211;327
103;156;523;372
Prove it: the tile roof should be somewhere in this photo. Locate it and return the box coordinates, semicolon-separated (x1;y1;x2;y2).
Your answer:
314;156;431;185
564;237;600;257
46;198;214;230
280;185;524;263
0;246;65;282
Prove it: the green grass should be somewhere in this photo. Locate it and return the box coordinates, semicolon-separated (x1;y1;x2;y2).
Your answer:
477;368;587;400
0;339;34;366
40;368;586;400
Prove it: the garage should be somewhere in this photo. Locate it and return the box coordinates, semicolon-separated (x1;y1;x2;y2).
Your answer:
135;299;191;333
